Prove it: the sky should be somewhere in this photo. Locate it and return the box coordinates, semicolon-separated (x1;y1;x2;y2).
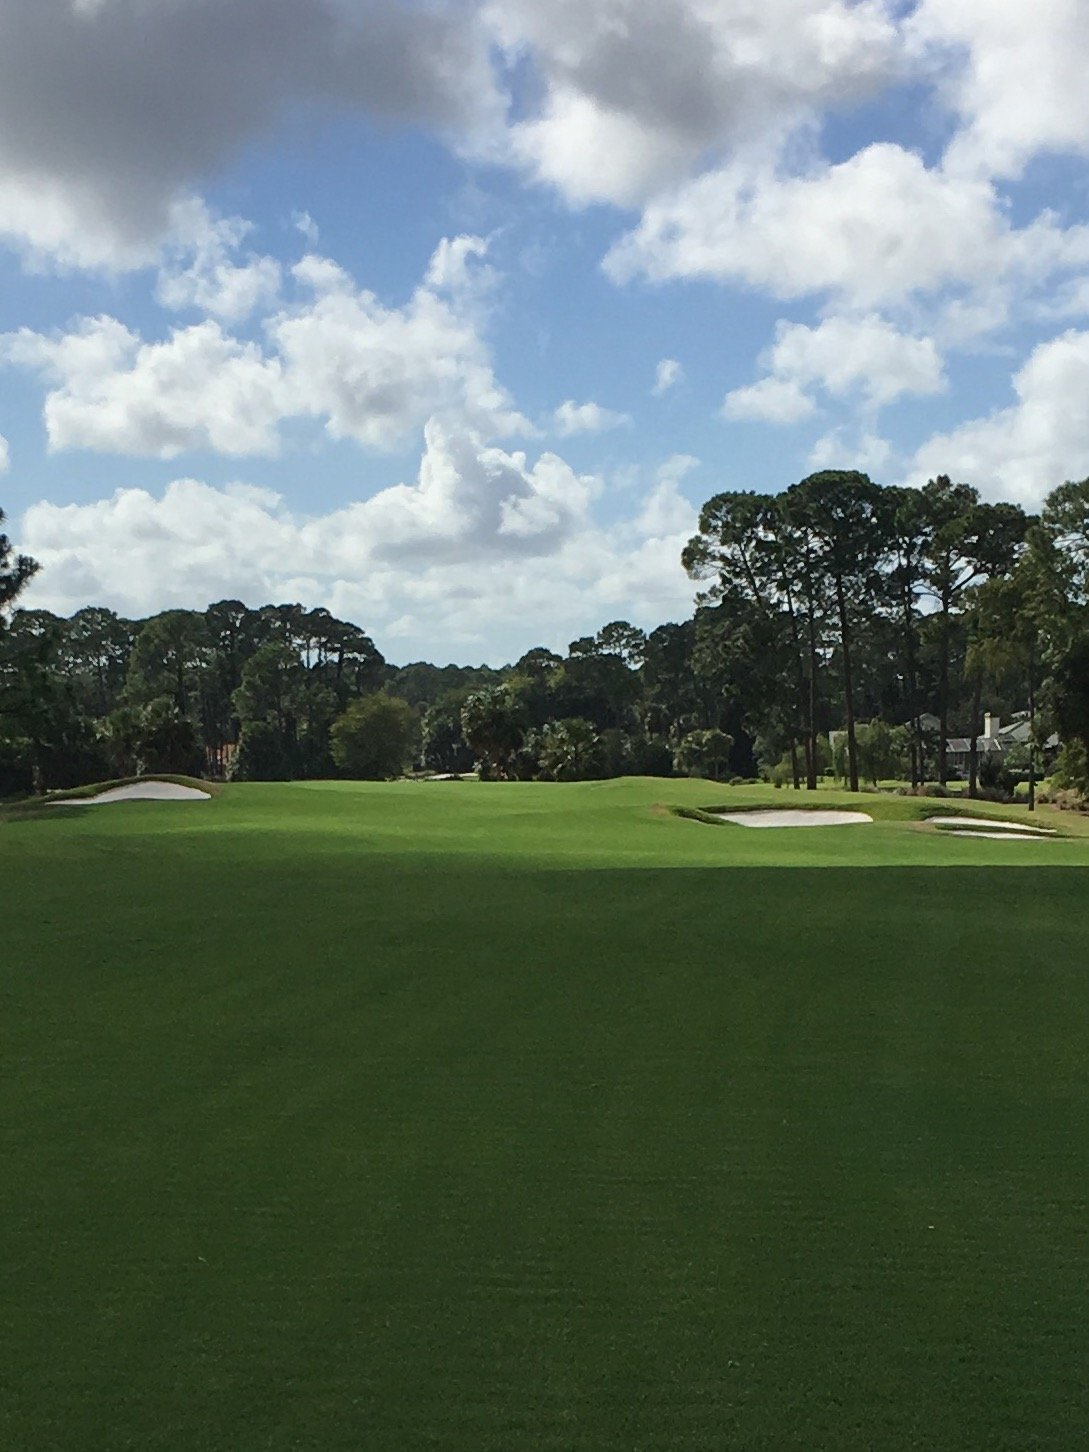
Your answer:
2;1;1089;664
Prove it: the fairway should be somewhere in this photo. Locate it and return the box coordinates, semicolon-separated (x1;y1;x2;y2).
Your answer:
5;779;1089;1449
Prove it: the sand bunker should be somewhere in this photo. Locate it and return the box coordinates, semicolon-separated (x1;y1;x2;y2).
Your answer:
945;830;1050;841
927;815;1055;836
714;809;873;828
52;781;211;805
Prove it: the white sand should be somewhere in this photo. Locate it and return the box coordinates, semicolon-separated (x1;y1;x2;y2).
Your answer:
714;809;873;828
927;815;1055;835
946;830;1050;841
51;780;211;805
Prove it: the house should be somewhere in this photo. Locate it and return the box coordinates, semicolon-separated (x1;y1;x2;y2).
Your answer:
946;713;1059;777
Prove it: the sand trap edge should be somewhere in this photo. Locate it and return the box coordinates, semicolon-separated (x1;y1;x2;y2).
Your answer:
945;829;1054;841
49;780;211;805
712;809;874;829
927;815;1056;836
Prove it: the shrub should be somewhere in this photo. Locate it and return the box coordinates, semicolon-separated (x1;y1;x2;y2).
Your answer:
230;720;292;781
979;751;1015;800
537;718;604;781
629;735;675;777
674;728;734;781
331;695;416;780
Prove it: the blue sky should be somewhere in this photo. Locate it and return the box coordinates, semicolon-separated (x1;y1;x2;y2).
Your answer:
2;0;1089;663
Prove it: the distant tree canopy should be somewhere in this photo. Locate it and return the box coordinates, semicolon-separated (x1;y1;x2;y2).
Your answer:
3;472;1089;800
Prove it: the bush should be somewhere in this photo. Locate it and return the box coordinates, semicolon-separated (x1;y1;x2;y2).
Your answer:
1050;741;1089;800
537;718;604;781
420;695;476;774
629;735;674;777
331;695;416;780
979;751;1015;800
230;720;292;781
1041;787;1086;812
674;728;733;781
976;785;1014;804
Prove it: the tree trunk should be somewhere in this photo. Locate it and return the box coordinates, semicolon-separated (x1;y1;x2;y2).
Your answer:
1028;648;1037;813
784;581;812;791
967;673;982;799
804;551;820;790
901;569;921;790
790;741;801;791
937;585;951;784
835;577;859;793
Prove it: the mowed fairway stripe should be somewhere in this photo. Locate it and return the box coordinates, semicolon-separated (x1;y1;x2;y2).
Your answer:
3;780;1089;1449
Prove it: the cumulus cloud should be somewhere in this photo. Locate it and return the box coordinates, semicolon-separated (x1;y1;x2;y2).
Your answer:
653;358;683;395
0;0;502;268
2;1;1087;294
635;457;701;536
155;202;281;322
0;433;9;473
808;428;894;476
1;236;528;459
909;329;1089;508
491;0;900;206
0;316;286;459
606;143;1089;310
552;400;632;436
910;0;1089;180
271;239;527;451
724;314;945;421
18;423;697;659
723;377;816;425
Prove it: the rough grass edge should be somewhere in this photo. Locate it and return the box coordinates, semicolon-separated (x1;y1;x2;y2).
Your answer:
669;805;730;826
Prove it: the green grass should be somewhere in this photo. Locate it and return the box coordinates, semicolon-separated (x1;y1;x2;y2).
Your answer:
4;778;1089;1449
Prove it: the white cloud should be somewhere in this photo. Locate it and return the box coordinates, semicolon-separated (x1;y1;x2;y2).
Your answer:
910;0;1089;180
155;201;281;322
808;428;893;476
909;329;1089;508
605;143;1089;311
490;0;900;206
0;173;159;272
653;358;684;394
1037;276;1089;323
725;313;945;421
771;316;945;405
552;399;632;436
18;424;697;659
635;472;698;537
271;237;528;450
723;377;816;425
1;236;528;459
292;211;320;247
0;316;285;459
657;452;699;484
0;433;9;473
0;0;501;268
3;1;1087;292
423;234;492;295
308;419;599;565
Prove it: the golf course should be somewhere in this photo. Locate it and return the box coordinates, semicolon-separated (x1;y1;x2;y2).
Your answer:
5;777;1089;1449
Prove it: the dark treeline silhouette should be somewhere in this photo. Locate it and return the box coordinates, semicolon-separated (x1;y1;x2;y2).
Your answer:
3;468;1089;801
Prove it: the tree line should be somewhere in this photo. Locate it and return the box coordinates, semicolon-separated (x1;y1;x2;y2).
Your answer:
3;467;1089;801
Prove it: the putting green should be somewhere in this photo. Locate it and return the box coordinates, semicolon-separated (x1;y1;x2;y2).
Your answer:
4;778;1089;1449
